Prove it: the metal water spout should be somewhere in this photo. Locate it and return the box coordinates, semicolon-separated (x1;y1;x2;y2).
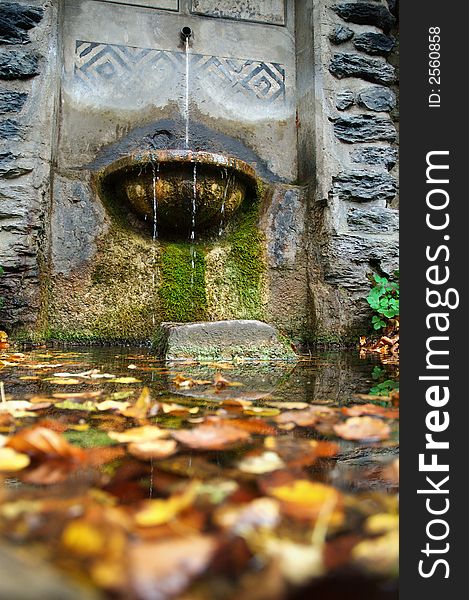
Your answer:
180;26;192;43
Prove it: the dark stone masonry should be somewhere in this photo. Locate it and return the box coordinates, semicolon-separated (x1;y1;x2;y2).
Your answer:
329;24;354;44
333;3;396;33
336;89;355;110
353;32;395;56
0;2;44;45
0;49;40;79
333;114;396;143
0;89;28;113
350;146;398;170
357;86;396;112
329;52;395;85
332;169;397;202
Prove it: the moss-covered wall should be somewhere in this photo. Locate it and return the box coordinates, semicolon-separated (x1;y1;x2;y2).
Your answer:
45;196;268;343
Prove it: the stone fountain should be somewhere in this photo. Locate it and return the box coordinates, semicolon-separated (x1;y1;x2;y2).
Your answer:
100;150;258;238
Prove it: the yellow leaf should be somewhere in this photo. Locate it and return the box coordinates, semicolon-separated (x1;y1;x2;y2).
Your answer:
365;513;399;535
62;520;106;556
0;447;31;471
46;378;82;385
135;482;199;527
270;480;338;505
122;386;152;418
244;407;280;417
96;400;131;412
108;425;168;443
112;377;141;384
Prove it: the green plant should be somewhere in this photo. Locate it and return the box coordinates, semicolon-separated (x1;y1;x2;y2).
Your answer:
366;271;399;330
370;365;399;396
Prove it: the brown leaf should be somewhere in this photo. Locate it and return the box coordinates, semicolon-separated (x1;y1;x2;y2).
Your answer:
207;416;277;436
275;406;336;427
173;424;251;450
129;535;217;599
342;404;399;419
6;426;85;460
128;439;178;460
333;416;391;441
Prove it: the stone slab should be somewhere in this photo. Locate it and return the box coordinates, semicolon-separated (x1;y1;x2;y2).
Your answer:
155;320;297;360
191;0;285;25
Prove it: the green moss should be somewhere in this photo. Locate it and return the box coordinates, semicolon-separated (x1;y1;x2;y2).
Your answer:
205;199;266;320
162;342;296;361
63;428;118;448
158;243;207;322
229;206;266;317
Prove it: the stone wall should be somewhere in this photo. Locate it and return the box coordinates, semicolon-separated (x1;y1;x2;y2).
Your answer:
0;1;58;332
307;0;399;342
0;0;399;346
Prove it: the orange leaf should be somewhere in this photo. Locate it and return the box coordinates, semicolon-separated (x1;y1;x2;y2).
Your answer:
173;424;250;450
333;417;391;441
6;426;85;460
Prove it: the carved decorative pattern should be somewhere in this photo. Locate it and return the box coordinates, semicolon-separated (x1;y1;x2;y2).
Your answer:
74;41;285;104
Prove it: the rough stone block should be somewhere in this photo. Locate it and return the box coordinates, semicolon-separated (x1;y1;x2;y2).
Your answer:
267;186;305;268
333;3;396;33
330;52;395;85
357;86;396;112
0;89;27;113
347;206;399;234
323;235;399;294
333;169;397;202
353;32;395;56
336;89;355;110
329;25;354;44
191;0;285;25
0;3;43;45
155;320;297;361
0;49;39;79
334;114;396;143
350;145;397;169
1;151;33;180
0;118;22;139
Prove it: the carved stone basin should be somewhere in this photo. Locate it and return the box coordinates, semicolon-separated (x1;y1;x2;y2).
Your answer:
100;150;258;237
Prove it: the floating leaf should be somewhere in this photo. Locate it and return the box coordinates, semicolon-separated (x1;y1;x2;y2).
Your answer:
96;400;131;412
173;424;250;450
122;386;153;418
243;407;280;417
45;378;82;385
134;482;199;526
237;451;285;474
162;402;199;415
0;447;30;471
333;416;391;441
62;520;106;557
215;497;280;533
342;404;399;419
129;535;216;598
6;426;85;460
128;439;178;460
108;425;169;444
55;400;97;411
268;479;342;522
275;406;336;427
352;530;399;576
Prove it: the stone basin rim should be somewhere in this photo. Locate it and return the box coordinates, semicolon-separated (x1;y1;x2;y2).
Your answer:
100;150;259;184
